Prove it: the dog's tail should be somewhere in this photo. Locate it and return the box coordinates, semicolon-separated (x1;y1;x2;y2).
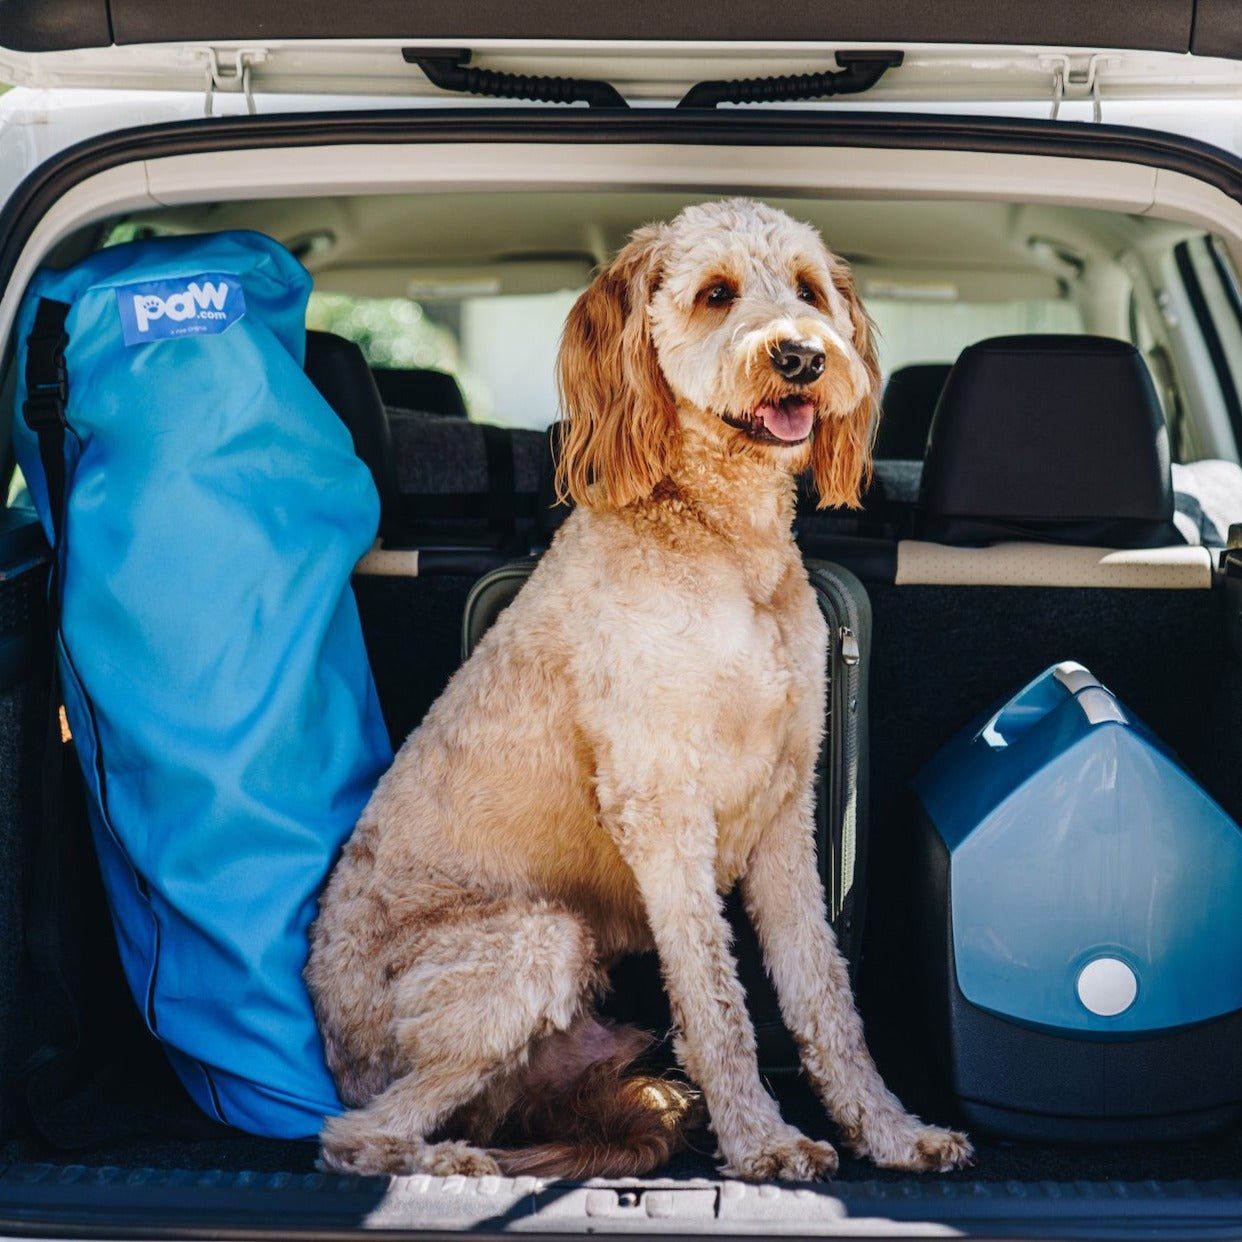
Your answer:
485;1019;701;1179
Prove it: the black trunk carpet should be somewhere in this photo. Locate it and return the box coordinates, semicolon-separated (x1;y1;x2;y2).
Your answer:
6;1079;1242;1185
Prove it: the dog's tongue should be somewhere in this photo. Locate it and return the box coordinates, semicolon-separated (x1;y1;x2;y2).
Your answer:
754;397;815;442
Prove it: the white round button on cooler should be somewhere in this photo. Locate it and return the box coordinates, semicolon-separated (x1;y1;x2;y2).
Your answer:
1076;957;1138;1017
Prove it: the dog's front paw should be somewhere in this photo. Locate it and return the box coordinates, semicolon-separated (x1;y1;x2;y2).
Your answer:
853;1118;973;1174
320;1112;502;1178
722;1132;839;1182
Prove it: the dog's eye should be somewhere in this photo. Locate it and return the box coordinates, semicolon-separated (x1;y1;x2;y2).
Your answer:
702;282;736;307
797;281;819;304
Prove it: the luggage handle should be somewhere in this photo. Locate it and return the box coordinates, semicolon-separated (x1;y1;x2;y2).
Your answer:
1051;661;1098;696
1051;662;1128;727
979;660;1125;749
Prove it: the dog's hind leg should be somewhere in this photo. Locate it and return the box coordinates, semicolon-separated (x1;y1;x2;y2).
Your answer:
473;1015;701;1178
319;900;600;1177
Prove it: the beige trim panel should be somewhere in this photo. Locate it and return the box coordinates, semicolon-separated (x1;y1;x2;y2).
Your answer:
9;140;1242;349
354;546;418;577
895;541;1214;589
143;144;1158;210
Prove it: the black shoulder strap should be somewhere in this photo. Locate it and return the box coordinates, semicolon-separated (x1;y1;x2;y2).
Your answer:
20;297;79;1133
22;299;72;863
23;298;72;546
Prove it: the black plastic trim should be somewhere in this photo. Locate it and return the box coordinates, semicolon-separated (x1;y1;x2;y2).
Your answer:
1204;236;1242;452
5;109;1242;304
0;0;1200;53
4;1161;1242;1240
1207;234;1242;327
1192;0;1242;57
1174;237;1242;449
0;0;111;53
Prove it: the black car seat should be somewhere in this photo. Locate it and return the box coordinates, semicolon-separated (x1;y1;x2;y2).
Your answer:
304;330;401;543
373;367;470;418
916;335;1185;549
874;362;952;460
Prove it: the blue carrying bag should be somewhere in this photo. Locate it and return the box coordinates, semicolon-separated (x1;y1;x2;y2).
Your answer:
12;231;393;1139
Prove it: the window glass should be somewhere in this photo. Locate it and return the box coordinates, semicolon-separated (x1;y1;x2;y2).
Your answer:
868;296;1083;377
307;289;580;429
317;290;1081;429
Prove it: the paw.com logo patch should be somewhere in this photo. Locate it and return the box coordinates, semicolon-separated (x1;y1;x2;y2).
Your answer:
116;273;246;346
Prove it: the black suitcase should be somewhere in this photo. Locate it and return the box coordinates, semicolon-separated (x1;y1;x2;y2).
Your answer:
462;556;871;1073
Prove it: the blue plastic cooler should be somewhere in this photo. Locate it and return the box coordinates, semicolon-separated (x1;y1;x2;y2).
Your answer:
913;662;1242;1142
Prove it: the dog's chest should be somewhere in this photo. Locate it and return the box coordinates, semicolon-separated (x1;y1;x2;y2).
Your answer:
702;568;827;888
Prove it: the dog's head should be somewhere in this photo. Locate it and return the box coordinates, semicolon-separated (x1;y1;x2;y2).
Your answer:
556;198;879;511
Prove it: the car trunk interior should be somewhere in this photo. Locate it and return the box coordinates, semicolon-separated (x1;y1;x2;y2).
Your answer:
1;564;1241;1233
0;143;1241;1236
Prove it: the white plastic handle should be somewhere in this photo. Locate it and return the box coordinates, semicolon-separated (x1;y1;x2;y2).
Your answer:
1053;662;1127;725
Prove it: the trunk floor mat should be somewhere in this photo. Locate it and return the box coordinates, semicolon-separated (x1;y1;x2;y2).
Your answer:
6;1080;1241;1184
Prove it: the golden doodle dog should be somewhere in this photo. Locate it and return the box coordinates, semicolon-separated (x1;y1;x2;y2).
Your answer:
307;198;973;1182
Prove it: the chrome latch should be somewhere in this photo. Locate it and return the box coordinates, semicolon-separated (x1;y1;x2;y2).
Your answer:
187;47;268;116
1042;53;1114;123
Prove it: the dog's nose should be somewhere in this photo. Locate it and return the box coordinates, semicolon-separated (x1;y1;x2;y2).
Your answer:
770;340;826;385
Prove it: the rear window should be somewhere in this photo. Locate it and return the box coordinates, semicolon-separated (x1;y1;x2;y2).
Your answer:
307;288;581;430
867;293;1083;377
317;288;1082;428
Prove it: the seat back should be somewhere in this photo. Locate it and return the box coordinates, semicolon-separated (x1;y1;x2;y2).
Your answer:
373;366;469;418
875;362;951;460
387;412;547;554
917;335;1182;549
304;330;400;541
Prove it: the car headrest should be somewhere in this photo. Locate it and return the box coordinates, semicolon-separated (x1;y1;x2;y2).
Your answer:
304;331;400;539
372;367;470;419
917;335;1180;548
875;362;951;459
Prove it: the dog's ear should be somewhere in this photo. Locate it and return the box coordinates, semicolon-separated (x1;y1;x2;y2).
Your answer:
555;225;678;510
810;262;880;510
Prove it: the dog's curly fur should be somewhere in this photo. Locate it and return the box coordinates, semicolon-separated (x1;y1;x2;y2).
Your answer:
306;199;973;1181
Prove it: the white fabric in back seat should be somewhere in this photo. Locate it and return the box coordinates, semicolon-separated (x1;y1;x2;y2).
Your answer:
1171;460;1242;546
895;541;1213;589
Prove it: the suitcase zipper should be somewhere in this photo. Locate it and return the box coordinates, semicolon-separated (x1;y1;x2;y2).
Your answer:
839;626;860;667
809;567;868;975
